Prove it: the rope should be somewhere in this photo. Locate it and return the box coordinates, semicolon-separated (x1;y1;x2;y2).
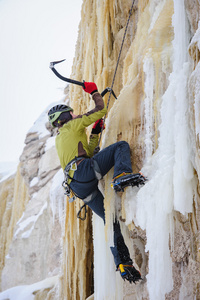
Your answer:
97;0;136;149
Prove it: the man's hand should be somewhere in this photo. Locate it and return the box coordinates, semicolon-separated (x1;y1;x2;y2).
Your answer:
92;119;105;134
83;82;98;95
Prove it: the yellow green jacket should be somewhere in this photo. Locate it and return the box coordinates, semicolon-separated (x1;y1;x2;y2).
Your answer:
55;92;107;179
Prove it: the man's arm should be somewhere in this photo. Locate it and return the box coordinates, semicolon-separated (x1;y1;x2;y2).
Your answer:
75;82;107;129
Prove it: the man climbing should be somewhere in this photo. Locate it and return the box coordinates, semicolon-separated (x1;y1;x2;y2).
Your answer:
48;82;145;283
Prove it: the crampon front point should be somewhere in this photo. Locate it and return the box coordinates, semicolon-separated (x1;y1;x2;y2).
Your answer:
111;172;147;192
118;264;142;284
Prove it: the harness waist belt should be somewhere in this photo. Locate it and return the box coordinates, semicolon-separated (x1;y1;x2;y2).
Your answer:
64;156;86;173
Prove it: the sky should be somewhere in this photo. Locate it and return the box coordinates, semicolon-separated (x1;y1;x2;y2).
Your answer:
0;0;82;164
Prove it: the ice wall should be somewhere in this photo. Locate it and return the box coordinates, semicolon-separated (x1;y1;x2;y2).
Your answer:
64;0;200;299
1;0;200;299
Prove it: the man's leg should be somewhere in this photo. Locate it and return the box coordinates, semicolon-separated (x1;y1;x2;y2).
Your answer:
93;141;133;178
111;220;142;283
84;190;133;267
110;220;133;267
84;188;105;222
93;141;146;191
72;165;141;282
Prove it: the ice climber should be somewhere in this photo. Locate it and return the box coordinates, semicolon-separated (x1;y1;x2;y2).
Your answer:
48;82;145;283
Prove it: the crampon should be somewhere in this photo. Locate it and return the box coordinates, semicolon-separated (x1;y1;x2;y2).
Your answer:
111;172;147;192
118;264;142;284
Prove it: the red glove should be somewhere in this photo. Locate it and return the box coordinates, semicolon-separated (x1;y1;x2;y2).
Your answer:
83;82;98;94
92;119;105;134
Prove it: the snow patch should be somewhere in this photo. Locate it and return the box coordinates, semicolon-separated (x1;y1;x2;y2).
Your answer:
0;276;58;300
28;101;65;139
30;177;39;187
14;202;47;239
28;109;49;138
45;136;56;152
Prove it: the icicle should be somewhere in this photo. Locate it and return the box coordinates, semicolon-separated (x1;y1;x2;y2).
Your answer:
49;169;65;225
143;54;155;162
172;0;194;213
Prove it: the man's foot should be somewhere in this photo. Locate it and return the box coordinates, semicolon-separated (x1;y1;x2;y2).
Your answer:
118;263;142;283
111;172;147;192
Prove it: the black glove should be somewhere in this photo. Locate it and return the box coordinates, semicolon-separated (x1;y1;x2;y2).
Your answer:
91;119;105;134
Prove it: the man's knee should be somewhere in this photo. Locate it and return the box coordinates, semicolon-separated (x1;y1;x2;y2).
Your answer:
116;140;130;148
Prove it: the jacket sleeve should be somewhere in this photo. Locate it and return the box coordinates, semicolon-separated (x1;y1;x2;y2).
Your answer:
75;92;107;130
87;134;99;157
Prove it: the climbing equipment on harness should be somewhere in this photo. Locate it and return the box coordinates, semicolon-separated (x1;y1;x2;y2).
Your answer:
62;156;86;202
77;204;88;221
77;190;98;221
62;157;102;220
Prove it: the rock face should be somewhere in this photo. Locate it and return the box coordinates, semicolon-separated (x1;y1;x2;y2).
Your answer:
1;0;200;299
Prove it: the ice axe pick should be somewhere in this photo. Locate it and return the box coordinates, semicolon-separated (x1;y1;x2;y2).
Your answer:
49;59;117;99
49;59;85;88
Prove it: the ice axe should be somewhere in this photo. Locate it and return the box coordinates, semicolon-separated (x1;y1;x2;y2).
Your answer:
49;59;86;88
49;59;117;99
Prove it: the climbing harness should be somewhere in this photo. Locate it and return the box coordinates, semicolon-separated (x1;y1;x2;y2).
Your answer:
62;156;102;220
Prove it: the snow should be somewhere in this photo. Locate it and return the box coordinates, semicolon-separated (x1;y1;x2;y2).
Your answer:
28;100;65;139
30;177;39;187
45;136;56;152
14;202;47;239
0;276;58;300
28;108;50;138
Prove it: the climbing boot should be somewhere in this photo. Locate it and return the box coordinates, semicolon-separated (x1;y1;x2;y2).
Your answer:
111;172;147;192
118;263;142;284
